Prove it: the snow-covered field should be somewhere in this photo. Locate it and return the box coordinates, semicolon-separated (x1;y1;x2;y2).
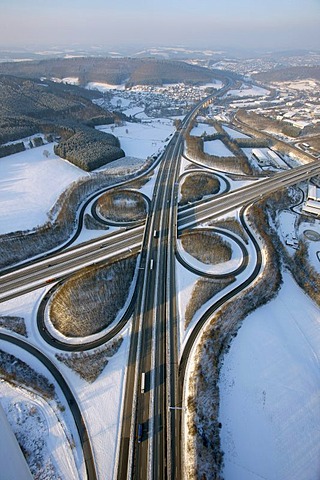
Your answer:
204;139;234;157
222;125;250;139
225;84;269;98
97;119;174;159
190;123;217;136
86;81;126;92
0;143;87;235
219;271;320;480
0;117;172;236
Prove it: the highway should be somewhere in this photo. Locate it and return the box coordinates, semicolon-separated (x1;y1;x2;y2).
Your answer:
117;79;236;479
0;227;143;302
1;159;319;302
1;74;319;480
178;160;320;230
116;133;184;479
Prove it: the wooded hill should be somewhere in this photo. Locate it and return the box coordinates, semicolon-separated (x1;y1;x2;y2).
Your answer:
253;66;320;83
0;56;222;86
0;74;125;169
0;74;115;142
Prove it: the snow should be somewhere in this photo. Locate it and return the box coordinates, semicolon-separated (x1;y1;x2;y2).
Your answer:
61;77;79;85
0;287;132;480
203;139;234;157
199;81;223;89
51;77;79;85
219;271;320;480
57;324;132;480
278;210;297;246
190;123;217;137
222;125;250;139
3;76;319;479
0;143;87;235
0;382;80;480
3;132;48;148
96;155;147;175
308;240;320;272
0;340;85;479
86;81;126;92
225;84;269;98
110;96;131;107
278;80;319;92
0;401;33;480
176;230;244;276
97;119;174;160
177;210;259;354
297;220;320;272
123;106;146;117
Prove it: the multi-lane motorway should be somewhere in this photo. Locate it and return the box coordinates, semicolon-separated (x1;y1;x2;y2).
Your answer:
1;160;319;302
1;77;320;480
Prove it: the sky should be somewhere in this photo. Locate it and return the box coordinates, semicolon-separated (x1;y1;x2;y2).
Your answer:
0;0;319;52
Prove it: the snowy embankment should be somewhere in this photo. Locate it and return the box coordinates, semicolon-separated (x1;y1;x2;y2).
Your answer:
219;271;320;480
0;380;81;480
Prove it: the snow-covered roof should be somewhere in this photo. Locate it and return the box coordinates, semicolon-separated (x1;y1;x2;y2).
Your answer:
303;200;320;216
308;184;320;202
0;403;33;480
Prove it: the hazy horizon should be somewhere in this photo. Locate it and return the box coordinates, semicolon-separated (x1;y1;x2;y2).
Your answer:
0;0;319;52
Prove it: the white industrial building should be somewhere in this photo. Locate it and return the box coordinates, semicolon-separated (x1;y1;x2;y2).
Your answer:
303;184;320;216
252;148;269;166
251;148;287;169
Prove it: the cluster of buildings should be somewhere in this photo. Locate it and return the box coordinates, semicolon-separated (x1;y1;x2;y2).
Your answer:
96;82;219;118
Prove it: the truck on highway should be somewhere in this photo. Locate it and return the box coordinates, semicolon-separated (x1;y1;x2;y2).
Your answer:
141;372;145;393
138;424;143;443
149;259;154;270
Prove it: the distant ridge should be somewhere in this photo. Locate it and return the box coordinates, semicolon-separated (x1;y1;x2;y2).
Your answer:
253;66;320;82
0;56;225;86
